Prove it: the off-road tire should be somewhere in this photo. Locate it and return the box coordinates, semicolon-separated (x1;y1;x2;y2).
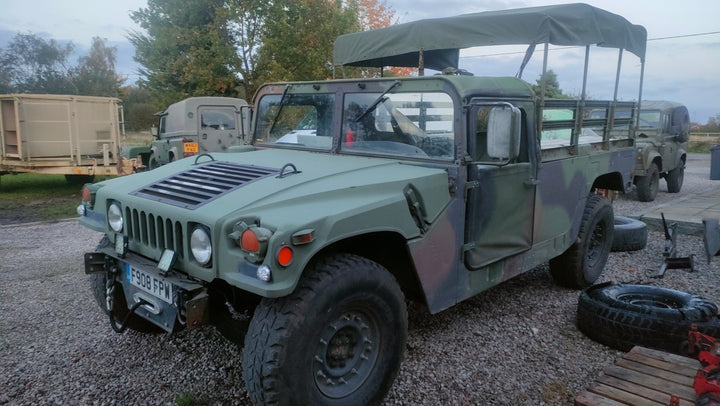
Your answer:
549;194;613;288
577;283;720;353
611;216;648;252
89;236;161;333
65;174;95;184
242;254;407;406
147;153;161;170
666;162;685;193
635;162;660;202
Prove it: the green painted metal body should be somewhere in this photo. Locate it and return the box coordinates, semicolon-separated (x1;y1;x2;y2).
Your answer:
148;97;251;167
633;100;688;176
80;75;636;313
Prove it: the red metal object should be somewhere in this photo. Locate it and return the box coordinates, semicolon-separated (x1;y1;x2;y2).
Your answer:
688;326;720;404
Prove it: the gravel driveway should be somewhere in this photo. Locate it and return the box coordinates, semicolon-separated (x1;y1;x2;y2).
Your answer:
1;153;718;405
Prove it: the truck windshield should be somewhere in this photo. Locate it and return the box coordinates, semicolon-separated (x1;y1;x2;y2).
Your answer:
341;92;455;160
254;93;335;151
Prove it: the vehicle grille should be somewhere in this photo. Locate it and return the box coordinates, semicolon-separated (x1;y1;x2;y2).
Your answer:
124;208;185;258
131;161;279;210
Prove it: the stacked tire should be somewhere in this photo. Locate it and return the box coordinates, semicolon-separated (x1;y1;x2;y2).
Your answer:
611;216;647;252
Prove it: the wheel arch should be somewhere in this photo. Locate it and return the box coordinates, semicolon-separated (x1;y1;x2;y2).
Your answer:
307;231;426;305
592;171;626;191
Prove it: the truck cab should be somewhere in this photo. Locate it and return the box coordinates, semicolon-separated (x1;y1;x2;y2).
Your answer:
148;97;251;169
632;100;689;201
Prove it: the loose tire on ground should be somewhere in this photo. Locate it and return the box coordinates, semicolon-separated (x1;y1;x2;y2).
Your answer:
89;236;161;333
549;194;614;289
635;162;660;202
577;283;720;353
611;216;648;252
242;254;407;406
666;161;685;193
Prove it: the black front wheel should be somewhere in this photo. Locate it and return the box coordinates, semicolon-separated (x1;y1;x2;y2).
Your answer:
242;254;407;406
635;162;660;202
89;237;161;333
666;162;685;193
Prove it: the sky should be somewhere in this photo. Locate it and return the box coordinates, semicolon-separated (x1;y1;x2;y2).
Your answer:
1;0;718;124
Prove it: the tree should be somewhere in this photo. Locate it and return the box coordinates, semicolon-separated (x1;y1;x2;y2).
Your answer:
337;0;415;78
0;33;76;94
225;0;271;99
73;37;125;97
128;0;241;106
532;70;568;99
255;0;359;85
120;85;158;131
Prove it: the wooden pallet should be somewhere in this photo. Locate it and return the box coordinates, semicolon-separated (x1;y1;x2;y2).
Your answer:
575;346;701;406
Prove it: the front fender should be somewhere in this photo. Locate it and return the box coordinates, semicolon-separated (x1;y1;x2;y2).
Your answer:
216;175;451;298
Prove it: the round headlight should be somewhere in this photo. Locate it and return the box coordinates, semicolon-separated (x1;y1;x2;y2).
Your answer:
108;203;123;232
190;227;212;266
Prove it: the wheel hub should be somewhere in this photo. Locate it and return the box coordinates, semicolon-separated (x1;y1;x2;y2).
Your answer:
313;311;380;398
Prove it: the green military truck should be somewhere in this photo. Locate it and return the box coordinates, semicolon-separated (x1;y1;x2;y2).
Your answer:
632;100;690;201
78;4;645;404
144;96;251;169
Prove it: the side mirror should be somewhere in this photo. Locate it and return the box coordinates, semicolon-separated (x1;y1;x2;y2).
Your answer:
487;105;521;161
151;126;158;137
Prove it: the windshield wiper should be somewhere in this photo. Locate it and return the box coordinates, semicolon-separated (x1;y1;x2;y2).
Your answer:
354;80;401;122
268;84;292;136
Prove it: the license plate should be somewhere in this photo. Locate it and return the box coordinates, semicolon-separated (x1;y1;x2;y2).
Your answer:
184;142;198;153
126;265;174;304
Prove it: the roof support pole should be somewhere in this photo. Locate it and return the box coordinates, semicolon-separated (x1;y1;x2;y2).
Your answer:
418;48;425;76
607;48;624;141
538;41;549;134
572;45;590;149
635;58;646;135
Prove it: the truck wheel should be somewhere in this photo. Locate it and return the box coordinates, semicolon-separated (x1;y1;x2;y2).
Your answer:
147;153;161;170
635;162;659;202
665;162;684;193
577;283;720;352
611;216;647;252
89;236;160;333
549;194;613;289
242;254;407;406
65;174;95;184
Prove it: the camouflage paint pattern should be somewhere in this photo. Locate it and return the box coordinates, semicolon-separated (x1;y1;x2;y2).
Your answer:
80;75;636;315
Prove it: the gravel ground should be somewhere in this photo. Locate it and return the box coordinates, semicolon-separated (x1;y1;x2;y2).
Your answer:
1;153;718;405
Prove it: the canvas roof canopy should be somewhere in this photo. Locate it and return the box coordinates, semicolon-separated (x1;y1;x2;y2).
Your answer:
333;3;647;71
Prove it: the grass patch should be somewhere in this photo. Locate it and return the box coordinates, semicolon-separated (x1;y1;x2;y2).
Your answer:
687;141;716;154
123;130;154;146
0;132;152;225
0;173;113;224
175;392;211;406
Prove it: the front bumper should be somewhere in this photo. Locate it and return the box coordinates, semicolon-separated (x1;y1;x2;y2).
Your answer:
85;247;208;333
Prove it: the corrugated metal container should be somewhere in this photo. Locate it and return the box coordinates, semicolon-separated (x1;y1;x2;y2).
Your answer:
0;94;130;176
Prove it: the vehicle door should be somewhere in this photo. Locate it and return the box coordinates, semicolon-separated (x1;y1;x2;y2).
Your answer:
197;106;241;153
464;103;535;269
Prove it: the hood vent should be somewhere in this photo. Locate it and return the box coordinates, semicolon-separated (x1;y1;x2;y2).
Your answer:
131;162;279;209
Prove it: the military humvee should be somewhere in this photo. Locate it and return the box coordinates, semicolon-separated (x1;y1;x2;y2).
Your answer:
632;100;690;201
78;4;646;404
146;97;251;169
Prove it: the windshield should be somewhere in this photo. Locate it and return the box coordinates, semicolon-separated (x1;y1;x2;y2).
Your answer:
254;93;335;151
341;92;455;160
